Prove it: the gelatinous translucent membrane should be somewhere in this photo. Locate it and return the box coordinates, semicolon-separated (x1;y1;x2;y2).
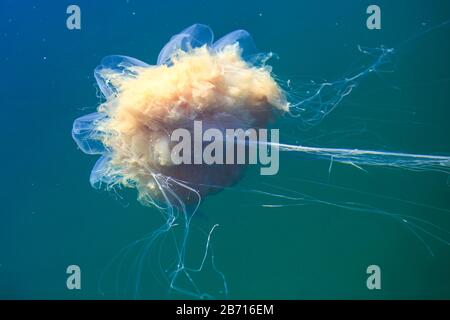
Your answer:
72;112;107;155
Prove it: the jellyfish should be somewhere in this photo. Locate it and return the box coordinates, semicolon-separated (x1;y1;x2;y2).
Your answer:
72;24;450;298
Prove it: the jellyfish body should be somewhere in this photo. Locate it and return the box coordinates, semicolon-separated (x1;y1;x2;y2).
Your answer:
73;24;288;204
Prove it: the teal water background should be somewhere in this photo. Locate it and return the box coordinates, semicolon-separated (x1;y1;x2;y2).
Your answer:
1;0;449;299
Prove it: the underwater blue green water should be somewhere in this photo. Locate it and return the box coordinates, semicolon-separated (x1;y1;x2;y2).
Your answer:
1;0;449;299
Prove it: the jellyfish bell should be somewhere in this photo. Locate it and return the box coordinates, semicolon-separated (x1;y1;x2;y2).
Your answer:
72;24;289;205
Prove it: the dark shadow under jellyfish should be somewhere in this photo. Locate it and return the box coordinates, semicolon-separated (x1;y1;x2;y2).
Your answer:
72;24;450;298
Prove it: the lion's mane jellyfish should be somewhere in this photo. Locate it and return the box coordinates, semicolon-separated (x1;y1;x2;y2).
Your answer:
73;24;288;205
72;24;450;298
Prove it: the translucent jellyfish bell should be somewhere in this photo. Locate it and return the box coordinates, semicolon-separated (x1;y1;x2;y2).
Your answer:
89;154;120;189
212;29;258;58
72;112;107;155
157;24;214;65
94;55;150;98
157;24;263;67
